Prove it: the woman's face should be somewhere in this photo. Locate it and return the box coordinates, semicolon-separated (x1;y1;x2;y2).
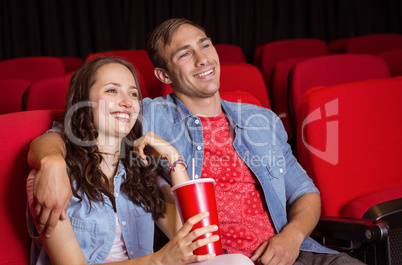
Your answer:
89;63;140;144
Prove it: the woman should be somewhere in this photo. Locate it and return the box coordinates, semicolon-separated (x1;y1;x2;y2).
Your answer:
26;56;223;265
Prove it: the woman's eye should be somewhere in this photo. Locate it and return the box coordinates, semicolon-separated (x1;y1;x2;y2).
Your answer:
130;92;138;97
106;89;117;93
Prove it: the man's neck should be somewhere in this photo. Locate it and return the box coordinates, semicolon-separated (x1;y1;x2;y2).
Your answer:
176;92;222;117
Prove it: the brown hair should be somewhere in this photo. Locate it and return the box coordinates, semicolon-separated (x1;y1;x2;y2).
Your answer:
63;56;166;220
147;18;205;69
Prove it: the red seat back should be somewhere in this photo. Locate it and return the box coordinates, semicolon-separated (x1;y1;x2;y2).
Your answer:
271;56;315;135
345;33;402;54
328;38;350;54
378;48;402;77
255;39;328;96
220;90;262;106
0;110;64;264
214;44;246;63
0;56;66;82
0;79;31;114
24;75;72;111
290;54;391;129
296;77;402;217
59;56;84;73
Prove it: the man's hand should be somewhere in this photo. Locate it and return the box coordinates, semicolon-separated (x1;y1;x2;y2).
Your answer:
32;155;72;237
250;193;321;264
250;230;301;265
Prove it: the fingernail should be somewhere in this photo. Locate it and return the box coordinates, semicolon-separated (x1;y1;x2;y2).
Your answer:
45;233;51;238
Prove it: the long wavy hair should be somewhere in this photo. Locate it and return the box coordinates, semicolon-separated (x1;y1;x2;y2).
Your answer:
63;56;166;220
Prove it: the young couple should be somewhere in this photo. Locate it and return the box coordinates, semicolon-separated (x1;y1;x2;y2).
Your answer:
28;18;365;265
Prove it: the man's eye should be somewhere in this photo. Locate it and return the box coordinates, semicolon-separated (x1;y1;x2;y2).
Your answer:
203;44;210;49
180;52;189;58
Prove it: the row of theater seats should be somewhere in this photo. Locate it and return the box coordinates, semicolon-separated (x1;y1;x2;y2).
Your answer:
252;33;402;141
0;44;250;115
1;77;401;265
2;33;402;116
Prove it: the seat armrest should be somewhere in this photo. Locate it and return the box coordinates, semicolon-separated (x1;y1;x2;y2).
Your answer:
313;216;389;244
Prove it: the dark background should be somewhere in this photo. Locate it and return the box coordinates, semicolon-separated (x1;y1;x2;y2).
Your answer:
1;0;401;62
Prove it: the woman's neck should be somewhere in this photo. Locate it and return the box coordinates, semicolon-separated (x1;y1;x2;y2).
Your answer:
97;139;121;181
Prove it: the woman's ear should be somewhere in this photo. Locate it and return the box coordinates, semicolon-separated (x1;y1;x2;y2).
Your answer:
154;68;172;84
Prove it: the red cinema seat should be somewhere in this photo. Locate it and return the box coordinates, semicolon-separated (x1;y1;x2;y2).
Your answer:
254;39;328;97
289;54;391;132
328;38;350;54
378;48;402;77
23;75;72;111
214;44;246;64
0;56;66;83
161;63;271;109
0;109;64;265
270;56;315;136
345;33;402;55
297;77;402;264
220;90;262;106
0;79;30;114
59;56;84;73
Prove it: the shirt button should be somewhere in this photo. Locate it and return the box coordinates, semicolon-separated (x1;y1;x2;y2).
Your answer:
279;168;283;173
129;251;133;256
194;174;199;179
196;146;202;150
121;221;126;226
195;119;200;124
115;193;119;197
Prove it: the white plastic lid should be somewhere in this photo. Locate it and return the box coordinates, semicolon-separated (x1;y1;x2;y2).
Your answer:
171;178;216;192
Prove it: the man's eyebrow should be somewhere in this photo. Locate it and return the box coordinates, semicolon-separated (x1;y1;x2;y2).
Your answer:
173;37;212;57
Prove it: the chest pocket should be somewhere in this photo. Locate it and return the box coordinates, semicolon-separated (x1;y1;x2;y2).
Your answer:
266;164;286;180
133;207;154;253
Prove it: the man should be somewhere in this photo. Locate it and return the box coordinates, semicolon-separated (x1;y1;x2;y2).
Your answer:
28;18;364;264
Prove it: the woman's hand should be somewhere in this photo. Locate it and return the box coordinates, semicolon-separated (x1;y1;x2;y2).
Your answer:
134;131;180;165
134;131;189;186
154;212;219;265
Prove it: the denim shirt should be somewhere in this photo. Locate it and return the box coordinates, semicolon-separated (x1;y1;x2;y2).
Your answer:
27;162;155;265
142;94;338;254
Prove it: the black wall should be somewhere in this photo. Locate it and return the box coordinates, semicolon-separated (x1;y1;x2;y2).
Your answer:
1;0;401;62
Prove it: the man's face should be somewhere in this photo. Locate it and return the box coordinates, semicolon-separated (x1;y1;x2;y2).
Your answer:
160;24;221;99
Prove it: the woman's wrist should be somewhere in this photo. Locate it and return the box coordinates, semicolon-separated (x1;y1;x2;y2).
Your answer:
168;156;187;175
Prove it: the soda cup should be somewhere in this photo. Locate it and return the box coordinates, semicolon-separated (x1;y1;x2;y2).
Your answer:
171;178;223;255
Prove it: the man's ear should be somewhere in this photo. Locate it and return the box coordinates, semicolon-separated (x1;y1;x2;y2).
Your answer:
154;68;172;84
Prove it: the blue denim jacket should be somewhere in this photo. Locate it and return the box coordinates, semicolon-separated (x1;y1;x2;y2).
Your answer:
142;94;338;254
27;162;155;264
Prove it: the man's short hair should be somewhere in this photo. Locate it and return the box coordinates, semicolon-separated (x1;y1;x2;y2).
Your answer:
147;18;205;70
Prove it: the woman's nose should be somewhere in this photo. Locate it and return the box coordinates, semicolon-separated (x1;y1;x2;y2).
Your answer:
119;93;132;108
